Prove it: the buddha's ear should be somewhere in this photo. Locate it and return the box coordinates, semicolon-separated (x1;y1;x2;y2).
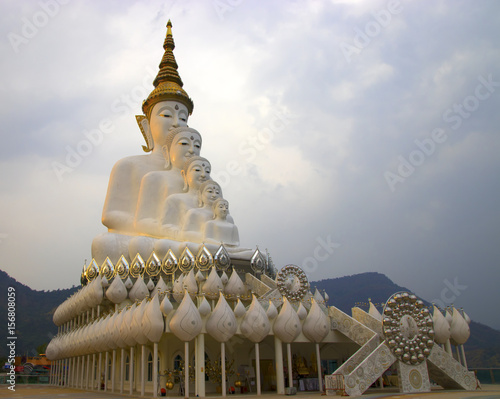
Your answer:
161;145;171;170
181;170;188;192
136;115;154;152
198;191;203;207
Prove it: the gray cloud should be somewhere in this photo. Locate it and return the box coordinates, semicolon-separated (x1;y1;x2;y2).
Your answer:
0;0;499;330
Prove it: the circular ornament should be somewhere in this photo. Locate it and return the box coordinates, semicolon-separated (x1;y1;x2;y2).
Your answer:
409;369;423;389
382;291;434;365
276;265;309;302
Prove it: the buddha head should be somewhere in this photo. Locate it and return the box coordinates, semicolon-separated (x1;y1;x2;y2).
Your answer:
198;181;222;207
137;21;194;152
148;101;190;148
181;156;211;191
161;126;202;170
212;198;229;220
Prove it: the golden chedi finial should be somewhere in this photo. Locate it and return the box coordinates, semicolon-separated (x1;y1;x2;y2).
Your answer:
142;20;194;118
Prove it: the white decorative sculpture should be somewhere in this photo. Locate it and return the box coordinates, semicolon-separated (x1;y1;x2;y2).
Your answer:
240;295;270;343
273;297;302;343
160;156;212;239
302;298;329;343
203;198;240;246
169;290;202;342
91;20;194;265
202;267;224;300
180;180;223;243
206;292;237;342
432;305;451;345
134;126;202;236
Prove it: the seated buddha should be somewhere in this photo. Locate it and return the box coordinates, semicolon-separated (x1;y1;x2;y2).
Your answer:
91;20;194;265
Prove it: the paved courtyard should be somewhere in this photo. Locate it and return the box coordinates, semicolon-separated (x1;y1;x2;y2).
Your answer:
1;385;499;399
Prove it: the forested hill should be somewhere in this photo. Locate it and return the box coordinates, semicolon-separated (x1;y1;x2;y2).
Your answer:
312;271;411;313
0;269;78;359
0;269;498;368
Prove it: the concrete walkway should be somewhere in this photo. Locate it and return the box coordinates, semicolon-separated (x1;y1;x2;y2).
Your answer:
1;385;500;399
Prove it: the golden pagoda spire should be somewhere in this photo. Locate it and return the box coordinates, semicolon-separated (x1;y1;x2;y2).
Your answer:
142;20;194;118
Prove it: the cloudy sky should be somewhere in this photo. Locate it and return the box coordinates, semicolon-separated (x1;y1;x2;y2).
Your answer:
1;0;499;330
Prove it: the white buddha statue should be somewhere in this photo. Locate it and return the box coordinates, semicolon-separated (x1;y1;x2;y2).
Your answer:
179;180;223;243
203;198;240;247
91;20;194;265
134;126;202;236
159;156;212;239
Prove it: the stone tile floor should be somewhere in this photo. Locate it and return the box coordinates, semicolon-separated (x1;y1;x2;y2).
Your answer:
1;385;499;399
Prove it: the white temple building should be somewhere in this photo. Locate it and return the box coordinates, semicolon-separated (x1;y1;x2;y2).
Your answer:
46;21;477;398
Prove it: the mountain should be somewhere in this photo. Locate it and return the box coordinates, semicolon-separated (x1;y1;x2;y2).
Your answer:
312;272;500;368
0;269;498;368
0;269;78;361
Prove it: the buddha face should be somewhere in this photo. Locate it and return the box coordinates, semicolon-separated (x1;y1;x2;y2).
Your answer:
149;101;189;146
185;160;211;190
169;131;202;169
214;200;229;219
201;183;222;206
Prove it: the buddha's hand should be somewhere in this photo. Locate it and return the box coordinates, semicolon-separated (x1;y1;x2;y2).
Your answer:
134;218;159;236
159;224;180;240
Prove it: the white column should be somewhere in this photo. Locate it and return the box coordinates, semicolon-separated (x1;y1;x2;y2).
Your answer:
75;357;79;388
81;356;86;389
98;353;102;390
196;334;206;398
195;337;198;397
445;339;453;355
129;346;135;395
455;346;462;365
185;341;189;398
255;343;261;395
287;343;293;389
112;349;116;392
68;357;73;387
274;336;284;394
59;359;63;386
104;351;109;391
316;343;323;392
65;358;69;386
86;355;90;389
141;345;146;396
221;342;226;397
153;343;159;398
91;353;96;390
75;356;80;388
67;357;71;387
120;348;125;394
460;345;468;369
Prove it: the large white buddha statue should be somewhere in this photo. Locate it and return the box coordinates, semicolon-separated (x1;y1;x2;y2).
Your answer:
92;20;254;265
180;180;223;243
92;20;194;264
203;198;240;247
134;126;202;236
159;156;212;239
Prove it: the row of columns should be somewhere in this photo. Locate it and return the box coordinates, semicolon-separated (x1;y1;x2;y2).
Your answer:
50;335;324;396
